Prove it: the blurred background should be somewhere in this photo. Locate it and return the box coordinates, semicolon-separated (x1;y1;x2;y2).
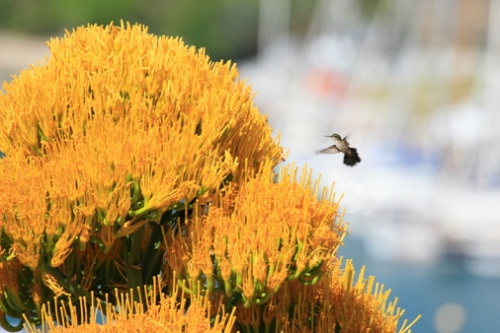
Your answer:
1;0;500;332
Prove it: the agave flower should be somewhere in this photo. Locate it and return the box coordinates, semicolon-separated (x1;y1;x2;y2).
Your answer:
0;22;419;332
0;21;282;328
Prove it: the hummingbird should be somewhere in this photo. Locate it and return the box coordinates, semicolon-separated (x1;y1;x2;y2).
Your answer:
318;133;361;166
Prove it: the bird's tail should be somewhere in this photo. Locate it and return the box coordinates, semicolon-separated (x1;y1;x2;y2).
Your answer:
343;148;361;166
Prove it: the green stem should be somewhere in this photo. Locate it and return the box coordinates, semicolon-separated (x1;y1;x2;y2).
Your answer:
141;224;165;285
177;279;194;295
123;226;147;310
129;205;151;217
128;227;144;284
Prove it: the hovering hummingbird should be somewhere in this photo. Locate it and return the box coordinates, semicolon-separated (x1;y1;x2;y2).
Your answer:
318;133;361;166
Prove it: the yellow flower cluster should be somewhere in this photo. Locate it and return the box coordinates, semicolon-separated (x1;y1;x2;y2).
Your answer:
22;260;421;333
167;164;347;306
24;276;236;333
0;22;419;332
0;22;282;270
234;259;421;333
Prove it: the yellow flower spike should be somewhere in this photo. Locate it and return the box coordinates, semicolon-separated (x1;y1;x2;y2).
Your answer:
250;251;268;285
265;254;289;292
219;258;235;297
50;214;84;267
241;265;256;307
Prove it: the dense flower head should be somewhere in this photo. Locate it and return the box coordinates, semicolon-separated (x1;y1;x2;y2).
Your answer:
0;21;282;329
0;22;283;270
166;164;347;307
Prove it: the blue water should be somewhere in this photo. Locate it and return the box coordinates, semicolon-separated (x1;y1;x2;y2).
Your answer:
339;236;500;333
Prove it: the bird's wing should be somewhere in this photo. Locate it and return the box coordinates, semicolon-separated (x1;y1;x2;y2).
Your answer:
318;145;340;154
